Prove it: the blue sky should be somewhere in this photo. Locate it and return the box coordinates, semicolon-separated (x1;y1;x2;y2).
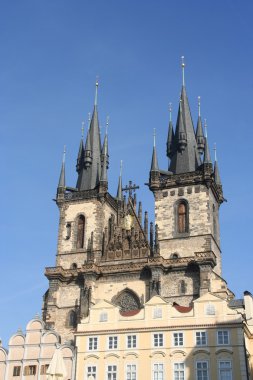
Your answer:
1;1;253;345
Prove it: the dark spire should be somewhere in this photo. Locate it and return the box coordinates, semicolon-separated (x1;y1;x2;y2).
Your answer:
116;160;123;201
150;221;154;256
214;143;221;185
144;211;148;239
166;103;174;159
168;58;201;174
76;80;102;190
57;146;66;196
101;117;109;169
195;97;205;155
138;201;142;225
76;122;84;173
203;120;212;164
151;129;159;172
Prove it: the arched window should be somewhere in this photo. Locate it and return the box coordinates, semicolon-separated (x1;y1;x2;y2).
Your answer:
76;215;85;249
176;201;188;234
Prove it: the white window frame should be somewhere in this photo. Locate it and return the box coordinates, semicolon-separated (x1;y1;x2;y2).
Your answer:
86;364;97;380
153;332;164;348
195;331;207;346
218;360;232;380
87;336;98;351
173;332;184;347
152;362;164;380
217;330;230;345
173;362;185;380
153;307;162;319
99;312;108;322
196;360;209;380
126;334;137;349
108;335;118;350
106;364;117;380
125;363;137;380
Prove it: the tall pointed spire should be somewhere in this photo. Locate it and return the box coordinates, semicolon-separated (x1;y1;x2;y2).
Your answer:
195;96;205;155
214;143;221;185
76;122;84;173
203;120;212;164
167;103;174;159
151;129;159;171
168;59;201;174
57;146;66;194
101;116;109;169
76;81;102;190
116;160;123;201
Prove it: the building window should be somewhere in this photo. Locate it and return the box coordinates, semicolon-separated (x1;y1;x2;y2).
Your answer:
88;337;98;350
107;365;117;380
177;201;188;233
217;330;229;345
153;307;162;319
40;364;49;375
87;365;97;379
196;361;209;380
173;332;184;346
108;336;118;349
205;303;215;315
179;280;187;295
127;335;137;349
126;364;137;380
153;363;164;380
196;331;207;346
69;310;77;328
99;312;108;322
218;361;232;380
174;363;184;380
24;365;36;376
13;366;21;376
77;215;85;249
153;333;164;347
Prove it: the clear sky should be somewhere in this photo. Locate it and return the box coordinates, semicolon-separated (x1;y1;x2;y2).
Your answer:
1;0;253;346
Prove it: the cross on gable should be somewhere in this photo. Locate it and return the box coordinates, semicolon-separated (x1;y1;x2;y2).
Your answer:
122;180;139;198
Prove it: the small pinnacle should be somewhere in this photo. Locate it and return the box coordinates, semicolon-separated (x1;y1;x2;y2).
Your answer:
214;143;217;161
169;103;172;122
204;119;208;138
120;160;123;176
63;145;66;163
81;122;85;138
198;96;201;117
94;76;99;106
106;116;109;135
181;56;185;86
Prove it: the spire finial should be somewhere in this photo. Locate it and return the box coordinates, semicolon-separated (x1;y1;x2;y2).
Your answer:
198;96;201;117
181;56;185;86
88;112;91;123
63;145;66;163
106;116;109;135
153;128;156;147
169;102;172;122
120;160;123;176
94;76;99;106
204;119;208;138
214;142;217;161
81;121;85;138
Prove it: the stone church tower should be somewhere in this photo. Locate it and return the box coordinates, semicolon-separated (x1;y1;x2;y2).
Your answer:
42;73;233;344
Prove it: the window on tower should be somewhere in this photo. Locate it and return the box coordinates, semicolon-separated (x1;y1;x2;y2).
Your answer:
76;215;85;249
176;200;189;234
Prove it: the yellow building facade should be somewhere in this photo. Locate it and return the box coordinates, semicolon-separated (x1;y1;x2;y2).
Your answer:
75;293;248;380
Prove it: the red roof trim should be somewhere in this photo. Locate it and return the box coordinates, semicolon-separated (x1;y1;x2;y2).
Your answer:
120;309;140;317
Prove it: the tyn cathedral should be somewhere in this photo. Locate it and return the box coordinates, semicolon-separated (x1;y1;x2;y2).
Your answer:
42;73;233;344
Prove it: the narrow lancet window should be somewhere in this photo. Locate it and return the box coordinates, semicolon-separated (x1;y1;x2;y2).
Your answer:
77;215;85;249
178;202;187;233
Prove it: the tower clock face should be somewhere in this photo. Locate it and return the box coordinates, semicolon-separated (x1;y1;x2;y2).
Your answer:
124;214;133;230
